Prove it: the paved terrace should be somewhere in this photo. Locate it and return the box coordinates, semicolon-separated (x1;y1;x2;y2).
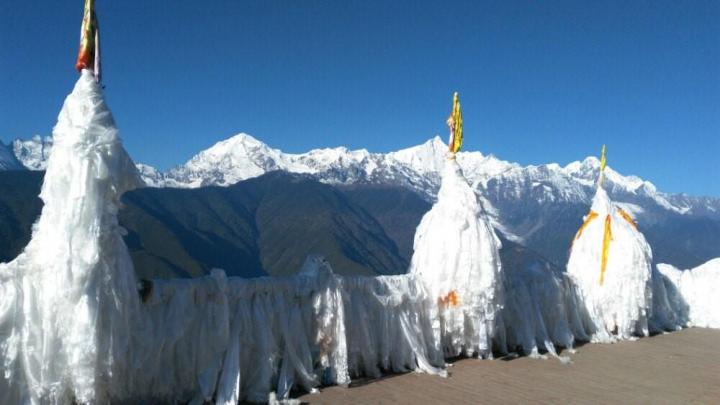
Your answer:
298;328;720;404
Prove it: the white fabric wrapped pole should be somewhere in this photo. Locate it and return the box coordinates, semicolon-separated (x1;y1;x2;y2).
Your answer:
0;70;143;403
567;187;653;341
408;159;503;358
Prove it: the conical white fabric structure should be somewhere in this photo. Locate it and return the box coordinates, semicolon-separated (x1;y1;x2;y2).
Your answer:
408;159;503;358
0;70;143;403
567;187;653;341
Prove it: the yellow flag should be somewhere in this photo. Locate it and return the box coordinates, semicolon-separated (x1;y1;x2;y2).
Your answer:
599;144;607;186
447;92;463;154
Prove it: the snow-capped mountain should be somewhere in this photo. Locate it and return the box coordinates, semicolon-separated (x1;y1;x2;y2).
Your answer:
152;133;718;210
159;134;437;191
8;132;720;269
12;135;52;171
0;141;24;170
12;136;164;186
159;134;502;196
12;132;719;220
147;133;720;264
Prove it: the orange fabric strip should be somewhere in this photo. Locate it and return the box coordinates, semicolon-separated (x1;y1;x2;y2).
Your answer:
441;290;460;307
617;208;638;229
573;210;598;244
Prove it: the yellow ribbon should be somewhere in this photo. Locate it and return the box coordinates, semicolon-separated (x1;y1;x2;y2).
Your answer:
600;214;613;285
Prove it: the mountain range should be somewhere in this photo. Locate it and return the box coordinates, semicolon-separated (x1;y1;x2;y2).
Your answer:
3;133;719;273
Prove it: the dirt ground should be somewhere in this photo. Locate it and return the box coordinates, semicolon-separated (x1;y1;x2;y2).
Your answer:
297;328;720;404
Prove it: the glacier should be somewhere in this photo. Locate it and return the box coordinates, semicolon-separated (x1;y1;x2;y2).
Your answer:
0;71;718;404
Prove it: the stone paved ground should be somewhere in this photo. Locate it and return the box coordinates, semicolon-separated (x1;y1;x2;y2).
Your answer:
297;328;720;404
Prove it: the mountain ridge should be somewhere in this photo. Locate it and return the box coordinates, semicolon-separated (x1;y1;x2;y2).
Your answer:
0;170;410;279
10;132;718;204
7;132;720;268
1;168;718;279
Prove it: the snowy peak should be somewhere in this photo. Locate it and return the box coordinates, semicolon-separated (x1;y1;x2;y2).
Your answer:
202;133;280;163
563;156;600;183
0;141;24;170
563;156;652;194
288;145;372;175
186;132;283;171
8;132;719;221
163;132;715;220
135;163;166;187
170;133;284;187
387;136;448;174
168;133;391;188
559;156;678;213
12;135;52;170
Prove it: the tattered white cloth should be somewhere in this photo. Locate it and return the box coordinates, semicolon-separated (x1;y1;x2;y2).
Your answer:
0;70;143;403
409;159;503;358
653;259;720;329
567;187;653;341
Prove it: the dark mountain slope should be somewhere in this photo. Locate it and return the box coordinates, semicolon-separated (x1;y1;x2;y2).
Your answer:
0;171;43;262
120;185;263;279
337;185;432;262
122;171;409;277
238;172;407;276
0;171;407;278
2;170;719;280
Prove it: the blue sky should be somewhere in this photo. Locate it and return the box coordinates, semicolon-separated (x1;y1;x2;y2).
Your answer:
1;1;718;195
